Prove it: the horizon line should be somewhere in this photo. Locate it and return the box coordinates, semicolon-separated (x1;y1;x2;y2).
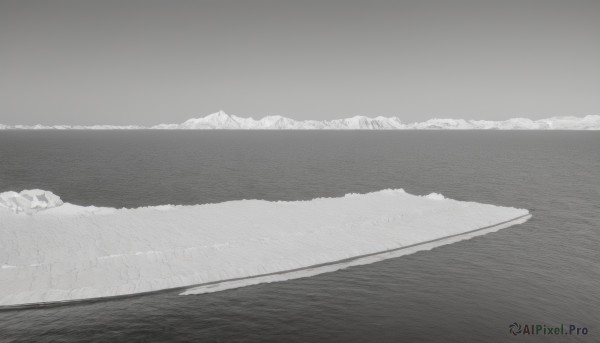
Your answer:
0;110;600;130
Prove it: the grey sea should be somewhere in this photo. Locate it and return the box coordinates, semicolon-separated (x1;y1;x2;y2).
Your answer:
0;131;598;342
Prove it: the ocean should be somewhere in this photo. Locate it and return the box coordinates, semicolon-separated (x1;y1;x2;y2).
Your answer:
0;131;598;342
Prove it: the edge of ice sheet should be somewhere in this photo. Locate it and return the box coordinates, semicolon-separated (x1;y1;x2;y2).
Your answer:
180;214;531;295
0;189;531;308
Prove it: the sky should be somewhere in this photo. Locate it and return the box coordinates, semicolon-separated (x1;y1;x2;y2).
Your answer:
1;0;599;125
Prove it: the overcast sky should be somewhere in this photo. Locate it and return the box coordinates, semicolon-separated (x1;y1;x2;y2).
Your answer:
1;0;599;125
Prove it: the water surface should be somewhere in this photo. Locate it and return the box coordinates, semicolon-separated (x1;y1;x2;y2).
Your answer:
0;131;598;342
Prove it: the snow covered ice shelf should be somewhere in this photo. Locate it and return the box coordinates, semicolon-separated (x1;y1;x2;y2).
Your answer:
0;189;530;307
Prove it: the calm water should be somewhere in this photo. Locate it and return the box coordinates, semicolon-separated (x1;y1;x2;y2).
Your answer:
0;131;598;342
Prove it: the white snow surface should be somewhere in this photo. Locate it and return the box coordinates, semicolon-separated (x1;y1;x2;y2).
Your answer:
1;111;599;130
0;189;530;307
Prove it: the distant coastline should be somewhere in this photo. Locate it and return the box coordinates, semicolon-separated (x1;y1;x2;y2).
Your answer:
1;111;599;130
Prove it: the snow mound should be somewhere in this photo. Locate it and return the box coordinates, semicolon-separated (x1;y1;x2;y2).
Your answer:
0;190;64;214
424;193;445;200
0;189;530;307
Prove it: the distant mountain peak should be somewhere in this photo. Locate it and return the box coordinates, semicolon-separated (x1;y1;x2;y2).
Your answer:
212;110;229;117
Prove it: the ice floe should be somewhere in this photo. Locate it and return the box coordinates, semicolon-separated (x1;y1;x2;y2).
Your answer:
0;189;530;307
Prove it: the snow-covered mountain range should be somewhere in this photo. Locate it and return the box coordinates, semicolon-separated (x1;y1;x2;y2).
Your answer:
2;111;599;130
